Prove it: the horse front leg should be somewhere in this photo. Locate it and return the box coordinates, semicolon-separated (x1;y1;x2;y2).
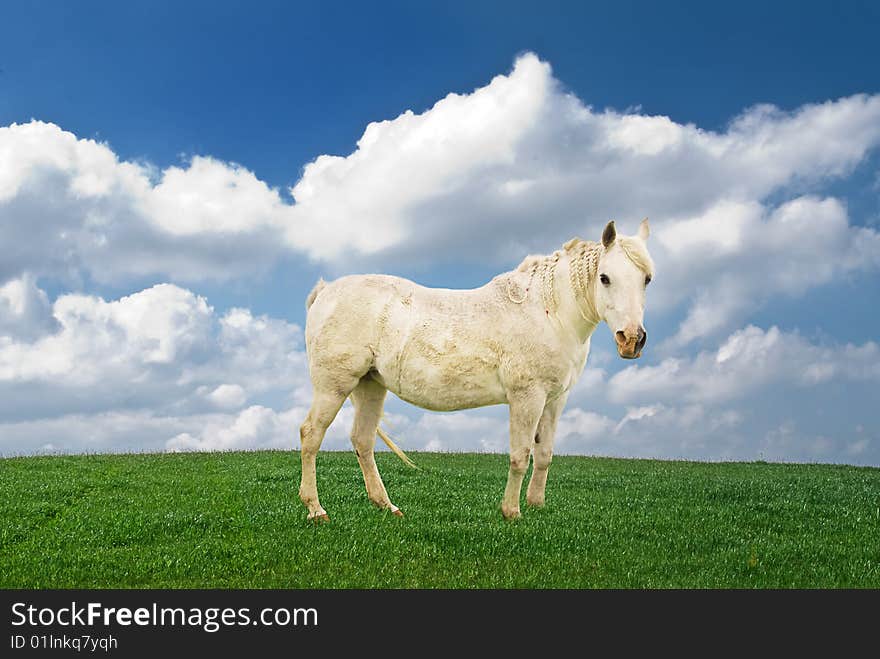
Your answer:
526;393;568;508
501;389;546;520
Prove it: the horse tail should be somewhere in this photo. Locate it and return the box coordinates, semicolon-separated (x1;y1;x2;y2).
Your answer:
305;278;327;311
376;424;419;469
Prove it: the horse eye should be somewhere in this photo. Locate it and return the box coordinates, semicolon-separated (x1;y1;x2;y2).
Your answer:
645;275;652;286
599;274;610;286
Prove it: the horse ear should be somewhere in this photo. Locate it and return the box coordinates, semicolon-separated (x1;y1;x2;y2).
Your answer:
638;217;650;241
602;220;616;248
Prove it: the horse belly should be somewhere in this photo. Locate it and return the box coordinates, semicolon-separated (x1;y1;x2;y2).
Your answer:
397;358;506;411
382;338;506;411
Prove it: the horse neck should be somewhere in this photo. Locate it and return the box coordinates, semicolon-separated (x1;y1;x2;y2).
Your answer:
507;242;602;343
553;242;602;342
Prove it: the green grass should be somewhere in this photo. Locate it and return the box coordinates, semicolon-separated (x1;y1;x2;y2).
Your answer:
1;451;879;588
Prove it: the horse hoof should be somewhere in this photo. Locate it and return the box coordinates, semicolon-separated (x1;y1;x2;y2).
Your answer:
501;508;521;520
392;508;404;517
308;512;330;523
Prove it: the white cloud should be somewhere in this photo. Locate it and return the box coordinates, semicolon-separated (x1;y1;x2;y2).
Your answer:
0;405;317;456
284;54;552;259
0;283;212;384
287;56;880;263
164;402;357;453
0;279;368;456
182;305;308;398
657;196;880;345
0;282;306;424
603;403;744;460
348;401;744;462
609;325;880;405
756;420;877;464
0;121;291;283
405;411;510;453
145;157;286;237
555;407;615;452
614;404;664;432
0;273;57;340
204;383;247;409
0;410;210;455
167;405;299;452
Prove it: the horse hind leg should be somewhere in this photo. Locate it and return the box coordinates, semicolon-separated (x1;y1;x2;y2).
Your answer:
298;388;349;521
299;335;377;521
350;376;402;516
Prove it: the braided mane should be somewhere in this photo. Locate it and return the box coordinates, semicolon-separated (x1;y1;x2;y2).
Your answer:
564;238;603;324
513;249;562;312
506;239;603;325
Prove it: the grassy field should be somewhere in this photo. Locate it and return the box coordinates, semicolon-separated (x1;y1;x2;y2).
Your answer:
1;450;879;588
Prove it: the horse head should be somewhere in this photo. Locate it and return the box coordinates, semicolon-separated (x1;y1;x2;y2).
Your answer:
594;218;654;359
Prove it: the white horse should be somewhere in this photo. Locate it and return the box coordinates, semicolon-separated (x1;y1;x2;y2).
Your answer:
299;219;654;520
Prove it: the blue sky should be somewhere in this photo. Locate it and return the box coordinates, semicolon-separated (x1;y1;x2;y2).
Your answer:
0;1;878;463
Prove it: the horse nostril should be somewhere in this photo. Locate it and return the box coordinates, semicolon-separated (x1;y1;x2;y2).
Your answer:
637;328;647;350
615;330;626;345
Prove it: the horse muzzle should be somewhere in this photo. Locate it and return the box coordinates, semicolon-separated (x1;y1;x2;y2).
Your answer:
615;327;647;359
